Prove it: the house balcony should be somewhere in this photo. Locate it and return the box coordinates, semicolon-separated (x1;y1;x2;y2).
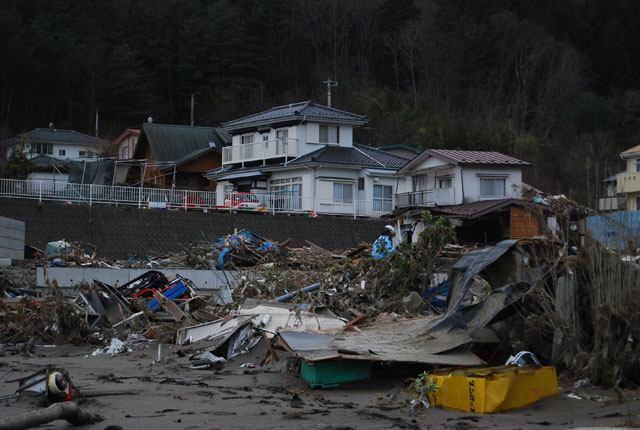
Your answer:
222;139;298;166
395;188;456;208
598;196;626;211
617;172;640;194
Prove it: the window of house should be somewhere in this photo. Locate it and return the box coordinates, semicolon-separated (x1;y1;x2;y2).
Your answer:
373;184;393;212
31;143;53;155
241;134;254;159
276;129;289;154
79;151;87;157
358;177;365;191
412;175;425;191
319;125;339;144
636;158;640;173
438;177;452;188
637;195;640;210
120;147;128;159
333;182;353;204
224;184;234;193
479;177;506;197
270;177;302;210
59;149;66;156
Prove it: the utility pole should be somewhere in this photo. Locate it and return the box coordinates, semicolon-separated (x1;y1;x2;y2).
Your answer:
323;79;339;107
191;95;195;126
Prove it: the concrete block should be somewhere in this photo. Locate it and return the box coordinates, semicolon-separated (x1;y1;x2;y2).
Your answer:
0;216;24;231
0;249;22;259
0;237;23;251
2;226;25;241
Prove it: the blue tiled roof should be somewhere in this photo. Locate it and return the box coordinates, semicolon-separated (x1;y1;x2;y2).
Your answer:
287;144;409;169
221;101;367;129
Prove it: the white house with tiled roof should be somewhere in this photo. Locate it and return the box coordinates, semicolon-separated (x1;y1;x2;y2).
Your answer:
2;128;107;161
393;149;533;242
206;101;410;217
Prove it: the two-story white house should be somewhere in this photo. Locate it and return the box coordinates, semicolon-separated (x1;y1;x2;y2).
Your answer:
393;149;535;242
2;128;108;161
206;101;410;217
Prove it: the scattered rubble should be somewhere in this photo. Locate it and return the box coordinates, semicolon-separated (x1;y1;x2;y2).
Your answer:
2;216;640;424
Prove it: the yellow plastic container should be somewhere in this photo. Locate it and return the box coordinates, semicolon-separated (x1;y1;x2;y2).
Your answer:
426;365;558;413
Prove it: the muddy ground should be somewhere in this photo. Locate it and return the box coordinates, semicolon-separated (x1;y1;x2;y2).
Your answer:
1;342;639;430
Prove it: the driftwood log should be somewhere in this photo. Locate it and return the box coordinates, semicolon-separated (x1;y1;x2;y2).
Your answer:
0;401;103;430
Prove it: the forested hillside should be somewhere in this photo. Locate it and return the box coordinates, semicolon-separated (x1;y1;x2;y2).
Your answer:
1;0;639;206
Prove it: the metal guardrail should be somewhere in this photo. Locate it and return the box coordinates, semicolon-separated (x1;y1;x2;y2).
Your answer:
0;178;217;210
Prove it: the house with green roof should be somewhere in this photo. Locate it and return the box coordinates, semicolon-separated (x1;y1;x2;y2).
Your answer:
206;101;410;216
131;123;230;189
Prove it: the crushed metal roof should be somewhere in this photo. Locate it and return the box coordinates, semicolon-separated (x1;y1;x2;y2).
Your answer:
399;149;531;173
221;101;367;130
430;198;519;218
2;128;108;147
136;123;230;163
287;144;409;169
396;199;524;220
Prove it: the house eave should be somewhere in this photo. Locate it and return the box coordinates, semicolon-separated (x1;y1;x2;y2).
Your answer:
222;117;368;133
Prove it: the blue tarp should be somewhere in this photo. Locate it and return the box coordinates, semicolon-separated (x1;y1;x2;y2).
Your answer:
146;280;188;311
586;211;640;251
215;231;289;268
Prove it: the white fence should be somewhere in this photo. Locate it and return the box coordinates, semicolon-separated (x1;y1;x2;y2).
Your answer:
0;178;217;210
0;178;395;217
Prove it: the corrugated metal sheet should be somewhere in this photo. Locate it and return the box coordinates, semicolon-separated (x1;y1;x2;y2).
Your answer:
428;149;531;166
140;123;230;162
586;211;640;250
509;207;540;239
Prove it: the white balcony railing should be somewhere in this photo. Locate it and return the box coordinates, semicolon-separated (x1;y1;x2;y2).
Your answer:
222;139;298;165
598;196;626;211
395;188;455;208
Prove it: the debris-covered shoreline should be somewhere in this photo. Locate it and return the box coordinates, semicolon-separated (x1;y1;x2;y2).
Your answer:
2;211;640;428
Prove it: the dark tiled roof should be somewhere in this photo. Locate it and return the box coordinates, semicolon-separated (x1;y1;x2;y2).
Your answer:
221;101;367;129
2;128;107;147
137;123;230;163
287;144;409;169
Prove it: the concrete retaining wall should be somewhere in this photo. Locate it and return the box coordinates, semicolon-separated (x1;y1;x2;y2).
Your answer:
0;198;386;259
0;216;25;260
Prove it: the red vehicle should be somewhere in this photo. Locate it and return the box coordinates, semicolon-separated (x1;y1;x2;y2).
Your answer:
177;195;205;211
217;192;262;210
